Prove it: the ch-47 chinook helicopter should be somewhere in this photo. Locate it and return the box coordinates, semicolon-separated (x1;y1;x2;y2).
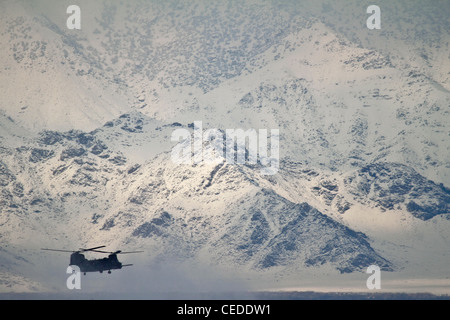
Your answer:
41;245;143;275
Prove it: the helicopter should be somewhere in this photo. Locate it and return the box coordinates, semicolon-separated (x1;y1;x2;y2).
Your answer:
41;245;143;275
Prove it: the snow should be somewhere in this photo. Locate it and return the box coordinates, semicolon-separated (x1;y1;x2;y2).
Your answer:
0;0;449;296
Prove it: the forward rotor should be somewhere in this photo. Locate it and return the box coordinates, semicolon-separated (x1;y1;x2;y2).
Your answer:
88;249;144;255
42;246;143;255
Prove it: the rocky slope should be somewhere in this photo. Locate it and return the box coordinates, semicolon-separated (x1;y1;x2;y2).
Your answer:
0;0;448;294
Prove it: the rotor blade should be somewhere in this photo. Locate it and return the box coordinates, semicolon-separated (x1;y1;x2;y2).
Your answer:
41;248;76;253
117;251;144;254
88;250;112;254
79;245;107;252
85;249;122;254
74;248;144;254
122;264;133;267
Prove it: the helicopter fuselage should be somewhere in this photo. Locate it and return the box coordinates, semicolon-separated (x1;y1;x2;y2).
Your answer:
70;252;122;274
42;245;140;274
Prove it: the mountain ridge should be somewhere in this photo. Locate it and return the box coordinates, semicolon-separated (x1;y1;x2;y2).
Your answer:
0;0;448;294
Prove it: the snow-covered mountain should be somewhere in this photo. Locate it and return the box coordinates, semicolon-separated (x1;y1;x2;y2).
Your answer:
0;0;449;295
